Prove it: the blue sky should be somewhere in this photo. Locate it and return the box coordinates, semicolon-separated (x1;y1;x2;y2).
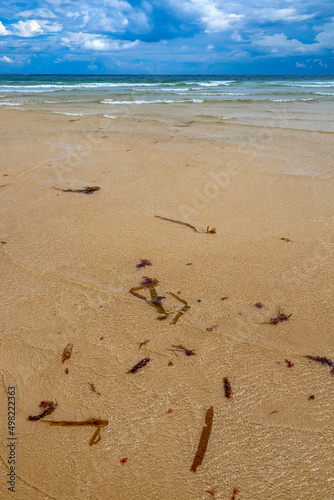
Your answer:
0;0;333;73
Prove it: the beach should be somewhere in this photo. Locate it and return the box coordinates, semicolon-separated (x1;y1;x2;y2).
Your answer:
0;102;333;499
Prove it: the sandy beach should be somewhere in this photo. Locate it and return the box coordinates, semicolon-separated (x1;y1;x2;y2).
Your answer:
0;107;333;499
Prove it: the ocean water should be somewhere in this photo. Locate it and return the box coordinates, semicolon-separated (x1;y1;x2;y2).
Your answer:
0;74;333;131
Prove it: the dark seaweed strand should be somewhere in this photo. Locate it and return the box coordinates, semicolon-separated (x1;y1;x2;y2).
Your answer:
305;355;334;370
127;358;150;374
28;403;57;421
190;406;214;473
223;378;232;399
155;215;199;232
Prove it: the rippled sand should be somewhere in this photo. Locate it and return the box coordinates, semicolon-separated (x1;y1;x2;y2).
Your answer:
0;109;333;499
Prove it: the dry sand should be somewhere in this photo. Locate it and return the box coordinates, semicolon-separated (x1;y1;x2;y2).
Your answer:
0;109;333;499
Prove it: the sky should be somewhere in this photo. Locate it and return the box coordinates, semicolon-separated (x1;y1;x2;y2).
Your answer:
0;0;333;74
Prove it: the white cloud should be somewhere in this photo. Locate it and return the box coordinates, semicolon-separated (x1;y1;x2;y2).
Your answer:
258;8;314;23
18;8;57;19
206;44;214;50
61;31;139;52
0;21;9;36
169;0;243;32
0;55;14;63
10;20;62;37
251;32;319;55
231;31;243;42
315;21;334;48
296;61;306;67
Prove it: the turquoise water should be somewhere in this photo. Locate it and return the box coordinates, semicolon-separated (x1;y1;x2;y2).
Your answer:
0;74;333;130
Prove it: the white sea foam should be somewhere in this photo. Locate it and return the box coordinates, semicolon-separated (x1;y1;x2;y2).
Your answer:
103;114;118;119
52;111;84;116
101;98;204;104
0;102;21;106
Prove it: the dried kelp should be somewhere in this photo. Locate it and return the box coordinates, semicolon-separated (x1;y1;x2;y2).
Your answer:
42;418;108;426
168;292;191;324
304;355;334;374
284;359;294;368
136;259;152;269
281;237;292;242
120;458;128;465
53;186;100;194
41;418;108;446
138;339;150;349
223;378;232;399
190;406;214;473
167;344;196;356
254;302;264;309
206;325;218;332
265;311;293;325
28;401;58;421
231;488;240;500
130;279;191;324
127;358;150;374
89;382;101;396
62;343;73;363
89;427;102;446
155;215;216;234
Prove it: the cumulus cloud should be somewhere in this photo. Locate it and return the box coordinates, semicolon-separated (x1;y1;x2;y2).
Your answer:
0;21;10;36
0;55;14;63
9;20;62;37
251;32;319;54
61;31;139;51
315;21;334;48
169;0;243;32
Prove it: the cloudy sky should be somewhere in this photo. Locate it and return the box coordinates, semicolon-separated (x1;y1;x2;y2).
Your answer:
0;0;333;73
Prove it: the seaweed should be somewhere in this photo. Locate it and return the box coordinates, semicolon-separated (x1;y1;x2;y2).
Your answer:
138;339;150;349
120;458;128;465
53;186;100;194
206;488;215;498
206;325;218;332
190;406;214;473
308;395;315;400
62;343;73;363
89;427;102;446
168;292;191;324
281;237;292;242
220;296;229;301
167;408;173;414
255;302;264;309
127;358;150;374
223;378;232;399
41;418;108;446
155;215;216;234
27;401;58;421
265;311;293;325
168;361;174;366
304;355;334;374
130;279;190;324
284;359;294;368
231;488;240;500
140;276;154;285
89;382;101;396
167;345;196;356
42;418;108;426
136;259;152;269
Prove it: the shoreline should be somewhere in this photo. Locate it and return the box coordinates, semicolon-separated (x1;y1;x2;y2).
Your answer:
0;107;333;499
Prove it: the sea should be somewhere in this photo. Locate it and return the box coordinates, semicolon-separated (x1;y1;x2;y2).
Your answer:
0;74;333;131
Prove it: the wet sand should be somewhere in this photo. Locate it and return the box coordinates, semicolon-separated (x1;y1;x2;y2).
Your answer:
0;108;333;499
